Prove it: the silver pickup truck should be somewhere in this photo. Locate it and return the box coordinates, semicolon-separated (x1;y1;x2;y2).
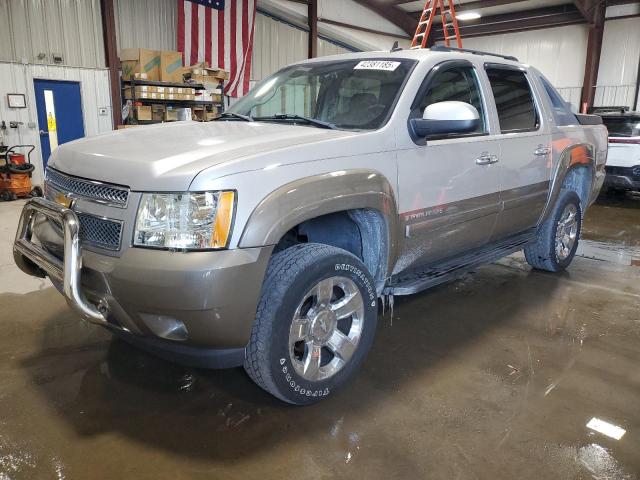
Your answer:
14;46;607;404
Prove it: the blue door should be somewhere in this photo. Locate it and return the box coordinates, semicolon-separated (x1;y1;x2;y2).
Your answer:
34;79;85;169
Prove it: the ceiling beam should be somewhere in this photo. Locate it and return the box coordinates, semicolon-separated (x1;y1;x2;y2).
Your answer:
402;0;532;13
430;5;585;40
352;0;417;36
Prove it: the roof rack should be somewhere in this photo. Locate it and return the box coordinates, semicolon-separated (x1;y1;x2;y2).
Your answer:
430;45;519;62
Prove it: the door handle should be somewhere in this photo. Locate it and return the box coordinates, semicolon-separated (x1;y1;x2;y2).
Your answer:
476;153;499;166
534;145;551;156
39;130;48;136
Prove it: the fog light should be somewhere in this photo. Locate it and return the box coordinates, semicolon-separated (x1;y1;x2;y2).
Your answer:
140;313;188;341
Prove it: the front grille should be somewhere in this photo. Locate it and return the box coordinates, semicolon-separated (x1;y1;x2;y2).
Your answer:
77;213;123;251
46;168;129;207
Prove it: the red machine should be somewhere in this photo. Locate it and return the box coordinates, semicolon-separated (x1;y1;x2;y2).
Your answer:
0;145;42;201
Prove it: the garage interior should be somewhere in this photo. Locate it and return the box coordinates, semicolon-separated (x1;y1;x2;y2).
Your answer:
0;0;639;478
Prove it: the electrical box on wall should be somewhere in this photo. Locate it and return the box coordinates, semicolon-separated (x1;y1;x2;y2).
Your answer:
98;107;109;116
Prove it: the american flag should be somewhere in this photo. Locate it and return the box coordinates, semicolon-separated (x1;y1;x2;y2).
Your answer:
177;0;256;97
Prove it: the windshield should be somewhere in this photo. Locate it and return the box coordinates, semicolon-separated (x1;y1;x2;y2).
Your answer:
228;58;416;130
602;116;640;137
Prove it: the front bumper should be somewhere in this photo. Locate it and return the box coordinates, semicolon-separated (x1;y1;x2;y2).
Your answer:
14;198;272;366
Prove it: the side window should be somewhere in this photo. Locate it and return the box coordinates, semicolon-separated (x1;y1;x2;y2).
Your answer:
486;68;539;133
418;65;487;135
539;75;578;126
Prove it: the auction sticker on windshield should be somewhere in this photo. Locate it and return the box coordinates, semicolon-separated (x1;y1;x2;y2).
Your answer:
354;61;401;71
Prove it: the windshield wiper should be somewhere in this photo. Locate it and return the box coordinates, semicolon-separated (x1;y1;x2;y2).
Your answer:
216;112;254;122
254;114;336;130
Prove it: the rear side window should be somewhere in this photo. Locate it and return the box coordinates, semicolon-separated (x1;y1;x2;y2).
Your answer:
486;68;539;133
539;75;577;126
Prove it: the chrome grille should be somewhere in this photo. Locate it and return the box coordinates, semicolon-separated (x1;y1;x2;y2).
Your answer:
77;213;123;251
46;168;129;207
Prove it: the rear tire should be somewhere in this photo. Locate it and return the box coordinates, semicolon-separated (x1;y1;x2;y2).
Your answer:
244;243;378;405
524;190;582;272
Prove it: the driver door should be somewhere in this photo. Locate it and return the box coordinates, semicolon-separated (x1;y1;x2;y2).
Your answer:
396;60;501;271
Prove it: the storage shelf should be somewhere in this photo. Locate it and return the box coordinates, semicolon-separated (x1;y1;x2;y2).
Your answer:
131;98;221;107
122;79;220;90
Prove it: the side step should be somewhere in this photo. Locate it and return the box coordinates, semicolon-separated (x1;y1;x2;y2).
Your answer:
384;230;537;296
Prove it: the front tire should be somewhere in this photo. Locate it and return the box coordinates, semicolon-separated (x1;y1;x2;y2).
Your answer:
244;243;378;405
524;190;582;272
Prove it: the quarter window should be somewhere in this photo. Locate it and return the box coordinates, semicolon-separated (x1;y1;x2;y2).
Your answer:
418;65;487;135
539;75;577;126
486;68;539;133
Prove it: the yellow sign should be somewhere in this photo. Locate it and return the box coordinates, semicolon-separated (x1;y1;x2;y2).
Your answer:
47;112;57;132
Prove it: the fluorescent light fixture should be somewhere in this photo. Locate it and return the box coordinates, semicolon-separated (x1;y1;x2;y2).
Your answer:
457;11;482;21
586;417;626;440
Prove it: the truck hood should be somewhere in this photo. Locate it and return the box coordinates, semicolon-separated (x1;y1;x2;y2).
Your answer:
49;121;358;191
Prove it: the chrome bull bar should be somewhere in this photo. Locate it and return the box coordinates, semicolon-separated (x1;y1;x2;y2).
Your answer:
13;197;107;325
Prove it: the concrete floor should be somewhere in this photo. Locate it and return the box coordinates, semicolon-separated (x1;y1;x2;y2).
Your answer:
0;194;639;479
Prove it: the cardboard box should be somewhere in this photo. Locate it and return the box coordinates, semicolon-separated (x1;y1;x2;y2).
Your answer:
121;48;160;81
151;104;165;121
124;86;156;99
190;74;221;89
165;108;179;121
135;106;152;121
161;51;186;83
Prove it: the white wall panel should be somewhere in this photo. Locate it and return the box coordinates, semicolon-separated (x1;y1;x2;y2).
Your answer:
0;62;113;186
595;17;640;109
0;0;105;68
459;25;589;90
318;38;350;58
114;0;177;51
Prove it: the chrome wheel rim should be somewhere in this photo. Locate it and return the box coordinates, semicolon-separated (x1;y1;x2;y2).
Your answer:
289;276;365;382
555;203;579;261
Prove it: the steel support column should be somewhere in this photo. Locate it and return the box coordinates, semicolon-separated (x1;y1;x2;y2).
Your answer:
308;0;318;58
100;0;121;128
580;2;606;112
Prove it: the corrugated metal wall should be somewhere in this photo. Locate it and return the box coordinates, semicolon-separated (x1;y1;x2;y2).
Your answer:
458;25;590;110
0;62;113;186
0;0;105;68
595;17;640;108
251;13;350;81
114;0;177;51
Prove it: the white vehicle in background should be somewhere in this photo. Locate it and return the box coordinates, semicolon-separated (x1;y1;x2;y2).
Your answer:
596;107;640;193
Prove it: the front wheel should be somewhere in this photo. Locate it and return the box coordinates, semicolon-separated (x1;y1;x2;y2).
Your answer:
244;243;378;405
524;190;582;272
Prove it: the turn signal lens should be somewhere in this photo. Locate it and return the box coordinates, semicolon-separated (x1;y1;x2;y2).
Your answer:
211;191;235;248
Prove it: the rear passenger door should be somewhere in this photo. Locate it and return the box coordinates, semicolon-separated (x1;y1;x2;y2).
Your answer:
484;65;552;240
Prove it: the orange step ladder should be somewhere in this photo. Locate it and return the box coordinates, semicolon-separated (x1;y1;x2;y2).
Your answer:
411;0;462;50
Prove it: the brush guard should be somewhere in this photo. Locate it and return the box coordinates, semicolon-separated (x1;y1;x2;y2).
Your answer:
13;197;107;325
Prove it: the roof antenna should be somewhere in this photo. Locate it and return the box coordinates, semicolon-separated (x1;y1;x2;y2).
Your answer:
391;41;402;52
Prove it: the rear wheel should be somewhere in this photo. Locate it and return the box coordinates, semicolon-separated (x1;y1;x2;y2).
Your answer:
244;243;378;405
524;190;582;272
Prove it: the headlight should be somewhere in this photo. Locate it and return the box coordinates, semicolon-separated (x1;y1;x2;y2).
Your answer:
134;191;235;250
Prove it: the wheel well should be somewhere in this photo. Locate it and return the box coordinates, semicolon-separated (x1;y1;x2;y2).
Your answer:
274;209;389;294
561;166;592;212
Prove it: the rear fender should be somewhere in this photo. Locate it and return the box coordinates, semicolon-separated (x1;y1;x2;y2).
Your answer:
540;143;596;223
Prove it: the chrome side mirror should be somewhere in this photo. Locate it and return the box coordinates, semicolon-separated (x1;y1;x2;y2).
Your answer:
411;101;480;138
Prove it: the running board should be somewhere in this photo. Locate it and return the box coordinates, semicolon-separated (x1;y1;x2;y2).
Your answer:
384;230;537;296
